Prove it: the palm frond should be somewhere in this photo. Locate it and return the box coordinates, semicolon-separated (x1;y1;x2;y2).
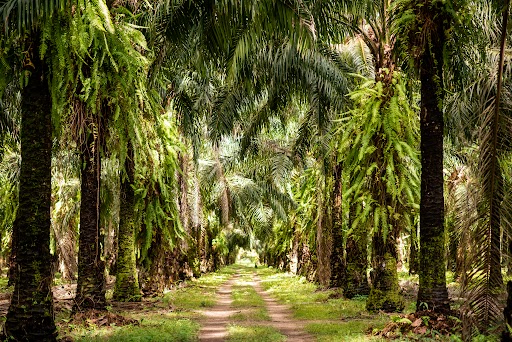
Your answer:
0;0;74;33
460;1;512;333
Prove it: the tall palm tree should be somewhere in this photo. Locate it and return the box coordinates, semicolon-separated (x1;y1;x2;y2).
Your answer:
319;0;419;310
443;0;512;333
393;0;454;312
41;0;157;309
0;0;74;339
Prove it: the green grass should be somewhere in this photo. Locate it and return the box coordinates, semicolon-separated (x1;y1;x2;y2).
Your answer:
162;267;236;310
58;262;457;342
257;270;380;320
291;298;377;320
231;285;265;308
227;324;286;342
306;321;387;342
230;267;270;321
69;317;199;342
231;308;270;321
253;266;396;341
60;265;241;341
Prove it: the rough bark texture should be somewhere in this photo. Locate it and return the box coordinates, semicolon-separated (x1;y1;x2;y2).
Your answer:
4;48;57;341
113;143;140;301
199;225;209;273
366;232;404;312
298;243;316;282
53;216;78;281
417;11;450;311
289;228;301;275
7;223;17;287
344;205;370;298
74;134;106;311
316;190;332;287
178;152;201;277
409;228;419;275
140;230;192;295
191;167;203;277
330;162;345;288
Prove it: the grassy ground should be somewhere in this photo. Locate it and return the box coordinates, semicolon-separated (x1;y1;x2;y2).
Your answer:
230;276;270;322
56;262;478;341
227;325;286;342
255;266;388;341
59;266;239;341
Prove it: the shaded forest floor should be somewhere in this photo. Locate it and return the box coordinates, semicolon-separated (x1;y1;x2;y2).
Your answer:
0;262;500;341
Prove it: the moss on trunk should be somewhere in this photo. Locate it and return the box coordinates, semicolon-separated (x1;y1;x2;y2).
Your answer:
344;205;369;298
417;10;450;311
366;234;404;312
114;143;140;301
74;133;106;311
4;46;57;341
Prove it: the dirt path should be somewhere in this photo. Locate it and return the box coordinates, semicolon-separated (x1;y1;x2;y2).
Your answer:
251;275;314;342
198;274;240;342
198;271;314;341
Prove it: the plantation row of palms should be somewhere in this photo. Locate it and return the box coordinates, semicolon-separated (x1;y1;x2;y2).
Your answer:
0;0;511;340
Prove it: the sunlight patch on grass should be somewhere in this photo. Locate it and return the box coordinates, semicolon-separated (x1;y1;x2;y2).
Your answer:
305;321;387;342
0;276;10;292
232;285;265;308
162;267;237;310
259;272;325;304
65;317;199;342
227;324;285;342
292;299;372;320
163;286;217;309
231;308;270;321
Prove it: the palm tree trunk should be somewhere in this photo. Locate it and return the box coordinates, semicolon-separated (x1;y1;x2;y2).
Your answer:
4;43;57;341
113;142;140;301
330;162;345;288
409;226;419;275
316;185;331;287
417;12;449;311
290;225;301;274
366;230;404;312
344;204;370;298
74;133;106;311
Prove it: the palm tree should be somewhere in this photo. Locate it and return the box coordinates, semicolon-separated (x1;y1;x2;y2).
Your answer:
47;0;155;308
4;47;57;340
319;0;420;310
143;0;321;277
0;1;76;339
442;0;512;333
416;3;450;313
393;0;455;312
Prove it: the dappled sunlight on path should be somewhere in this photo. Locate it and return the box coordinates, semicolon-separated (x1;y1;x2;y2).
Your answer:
251;275;315;341
198;269;314;341
199;273;240;341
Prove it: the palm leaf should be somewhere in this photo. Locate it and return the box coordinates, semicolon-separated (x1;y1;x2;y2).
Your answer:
459;0;512;334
